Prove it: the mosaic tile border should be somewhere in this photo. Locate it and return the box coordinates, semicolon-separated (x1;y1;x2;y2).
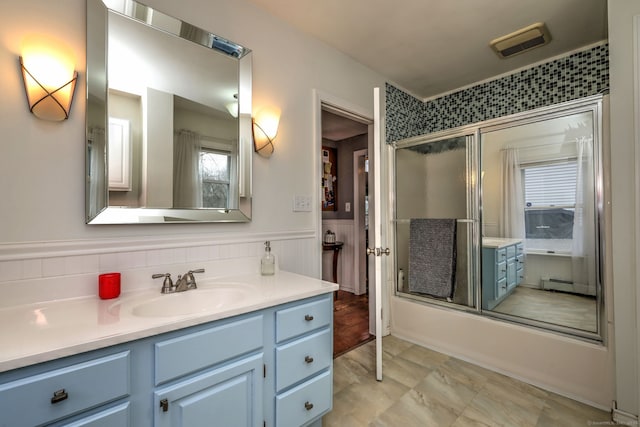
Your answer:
386;43;609;142
385;83;425;143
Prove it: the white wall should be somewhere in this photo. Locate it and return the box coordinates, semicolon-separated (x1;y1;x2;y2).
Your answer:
608;0;640;419
0;0;386;272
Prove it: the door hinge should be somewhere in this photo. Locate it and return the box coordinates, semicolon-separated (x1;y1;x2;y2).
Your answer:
263;364;266;378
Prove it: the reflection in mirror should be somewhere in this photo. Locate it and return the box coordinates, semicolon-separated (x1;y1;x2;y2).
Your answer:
86;0;252;224
394;133;478;310
481;102;602;335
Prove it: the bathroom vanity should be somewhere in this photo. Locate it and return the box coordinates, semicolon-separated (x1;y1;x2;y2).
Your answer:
0;271;337;426
481;238;524;310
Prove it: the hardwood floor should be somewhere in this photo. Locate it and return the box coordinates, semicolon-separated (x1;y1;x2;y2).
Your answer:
333;290;373;357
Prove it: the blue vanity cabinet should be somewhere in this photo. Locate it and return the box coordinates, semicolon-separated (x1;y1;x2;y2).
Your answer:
0;292;334;427
274;295;333;427
0;350;131;427
482;240;524;310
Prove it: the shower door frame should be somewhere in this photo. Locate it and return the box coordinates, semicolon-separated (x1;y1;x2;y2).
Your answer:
390;126;482;314
389;94;606;343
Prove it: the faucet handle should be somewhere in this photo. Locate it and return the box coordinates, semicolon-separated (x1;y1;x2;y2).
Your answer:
152;273;174;294
185;268;205;289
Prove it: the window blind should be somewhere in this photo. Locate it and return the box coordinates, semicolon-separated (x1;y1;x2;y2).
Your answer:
523;161;577;207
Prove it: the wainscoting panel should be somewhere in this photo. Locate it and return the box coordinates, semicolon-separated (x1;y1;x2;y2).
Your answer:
0;231;318;308
322;220;355;293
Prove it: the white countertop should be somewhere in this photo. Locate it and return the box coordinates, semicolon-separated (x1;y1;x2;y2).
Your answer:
482;237;523;249
0;271;338;373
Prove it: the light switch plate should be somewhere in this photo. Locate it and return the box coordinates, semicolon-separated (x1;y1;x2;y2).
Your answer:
293;195;312;212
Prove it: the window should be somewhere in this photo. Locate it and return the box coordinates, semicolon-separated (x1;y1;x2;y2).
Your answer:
200;149;231;208
523;160;577;240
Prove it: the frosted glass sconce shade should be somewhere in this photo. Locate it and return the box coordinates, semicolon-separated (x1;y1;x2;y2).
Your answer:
20;36;77;121
252;106;281;158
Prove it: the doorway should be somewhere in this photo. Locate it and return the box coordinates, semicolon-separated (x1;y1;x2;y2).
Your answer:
319;106;374;357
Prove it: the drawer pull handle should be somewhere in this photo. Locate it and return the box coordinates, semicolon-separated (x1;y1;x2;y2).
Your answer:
160;398;169;412
305;355;314;364
304;314;314;321
304;401;314;411
51;389;68;404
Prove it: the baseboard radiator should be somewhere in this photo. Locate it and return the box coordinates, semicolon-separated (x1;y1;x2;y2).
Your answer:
541;278;595;297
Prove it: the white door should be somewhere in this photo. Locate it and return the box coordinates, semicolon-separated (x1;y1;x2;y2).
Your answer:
368;87;386;381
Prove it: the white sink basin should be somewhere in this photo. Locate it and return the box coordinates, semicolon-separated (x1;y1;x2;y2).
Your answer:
116;284;253;318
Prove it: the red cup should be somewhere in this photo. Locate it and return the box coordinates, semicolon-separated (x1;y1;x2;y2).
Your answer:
99;272;121;299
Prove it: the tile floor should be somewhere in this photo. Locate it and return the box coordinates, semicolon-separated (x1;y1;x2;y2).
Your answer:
492;287;597;332
324;336;614;427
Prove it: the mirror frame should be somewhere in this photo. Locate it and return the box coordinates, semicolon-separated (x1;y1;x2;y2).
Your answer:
86;0;253;224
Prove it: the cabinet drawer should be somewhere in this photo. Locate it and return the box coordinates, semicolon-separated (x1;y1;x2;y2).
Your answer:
516;243;524;255
497;262;507;281
155;315;263;385
276;370;332;427
64;402;130;427
506;245;516;259
497;278;507;298
276;328;331;392
496;248;507;263
276;297;331;343
0;351;130;427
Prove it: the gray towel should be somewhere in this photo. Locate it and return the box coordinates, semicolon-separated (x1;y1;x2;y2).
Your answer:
408;218;457;298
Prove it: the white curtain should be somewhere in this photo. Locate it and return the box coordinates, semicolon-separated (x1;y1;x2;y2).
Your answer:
500;148;525;239
173;130;202;208
572;136;596;295
88;127;106;219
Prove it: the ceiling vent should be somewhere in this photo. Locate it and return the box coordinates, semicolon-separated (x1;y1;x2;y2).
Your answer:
490;22;551;59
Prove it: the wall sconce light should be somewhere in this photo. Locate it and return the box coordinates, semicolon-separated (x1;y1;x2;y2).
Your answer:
19;35;78;121
225;94;238;118
252;106;281;158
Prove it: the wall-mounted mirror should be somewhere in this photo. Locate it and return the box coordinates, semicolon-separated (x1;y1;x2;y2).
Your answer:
86;0;252;224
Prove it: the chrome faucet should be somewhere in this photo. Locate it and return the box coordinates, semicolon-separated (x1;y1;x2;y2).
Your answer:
152;273;174;294
152;269;204;294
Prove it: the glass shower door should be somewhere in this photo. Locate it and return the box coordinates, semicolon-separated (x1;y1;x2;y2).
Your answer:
393;131;479;310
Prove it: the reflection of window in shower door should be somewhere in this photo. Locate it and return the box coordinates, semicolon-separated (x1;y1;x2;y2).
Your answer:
394;136;476;308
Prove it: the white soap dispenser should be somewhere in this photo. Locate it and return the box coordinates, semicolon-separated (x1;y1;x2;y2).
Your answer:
261;241;275;276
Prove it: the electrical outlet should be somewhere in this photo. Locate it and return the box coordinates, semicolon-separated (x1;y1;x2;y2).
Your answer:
345;202;351;212
293;195;312;212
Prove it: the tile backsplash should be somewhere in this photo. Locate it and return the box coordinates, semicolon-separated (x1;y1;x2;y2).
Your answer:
386;42;609;142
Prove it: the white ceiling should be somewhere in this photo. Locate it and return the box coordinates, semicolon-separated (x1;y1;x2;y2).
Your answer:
322;110;368;141
246;0;608;100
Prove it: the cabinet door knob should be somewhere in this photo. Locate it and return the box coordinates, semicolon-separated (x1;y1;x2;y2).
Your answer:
304;401;314;411
304;355;314;364
51;389;68;404
160;398;169;412
304;314;314;321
